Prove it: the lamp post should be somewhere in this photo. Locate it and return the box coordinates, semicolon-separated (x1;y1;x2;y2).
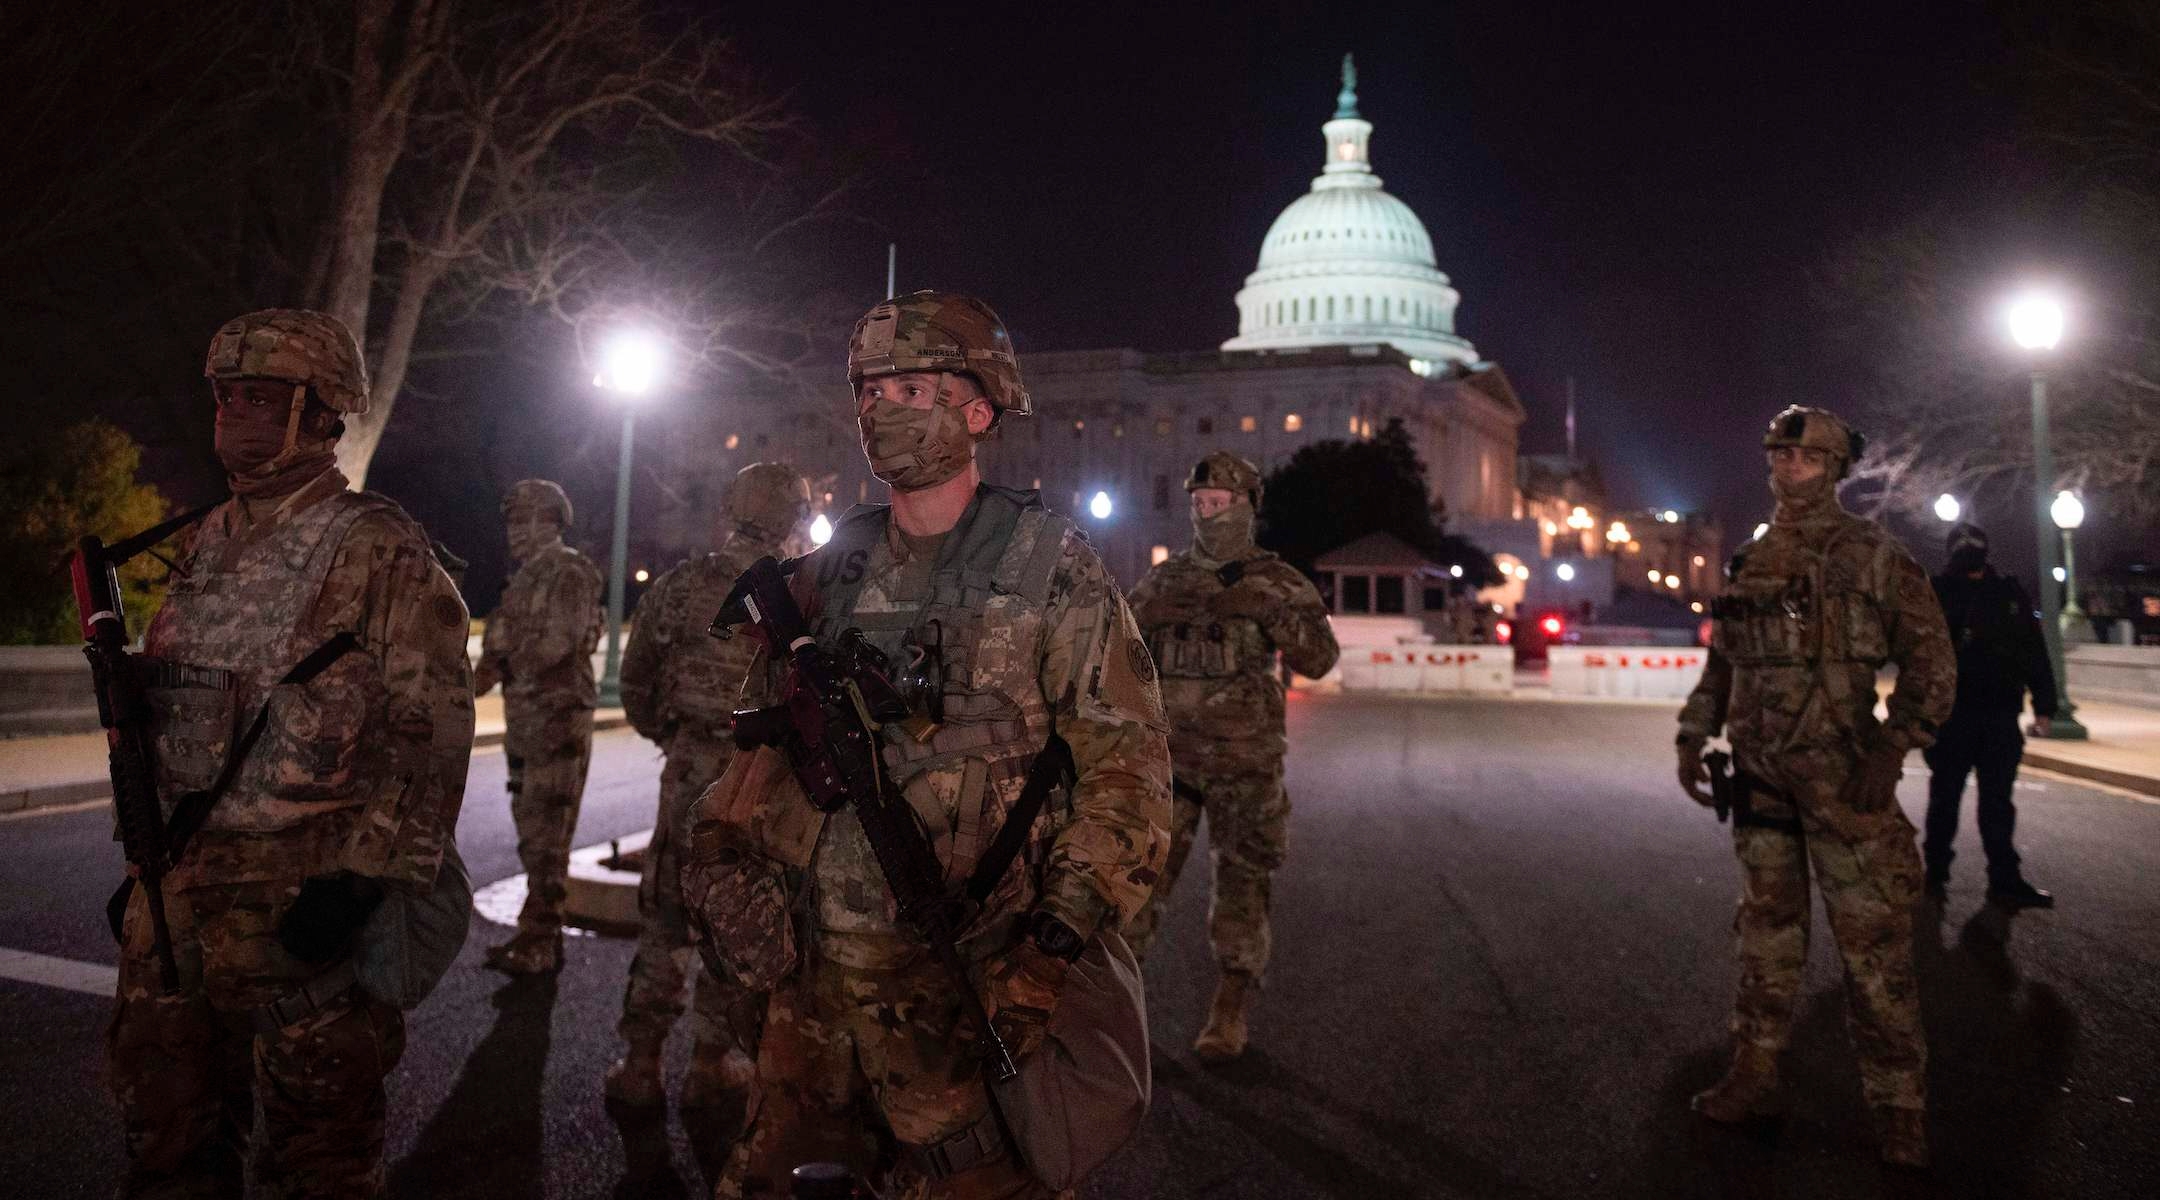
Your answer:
1933;493;1961;524
592;329;665;707
2005;292;2086;738
2052;489;2090;646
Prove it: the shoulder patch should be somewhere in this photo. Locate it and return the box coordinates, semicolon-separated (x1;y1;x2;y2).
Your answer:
1127;638;1157;684
432;594;466;630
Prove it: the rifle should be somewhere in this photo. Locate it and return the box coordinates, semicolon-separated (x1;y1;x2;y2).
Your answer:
712;555;1022;1085
69;504;217;993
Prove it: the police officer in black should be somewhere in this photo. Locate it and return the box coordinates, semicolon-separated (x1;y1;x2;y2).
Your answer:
1925;522;2057;909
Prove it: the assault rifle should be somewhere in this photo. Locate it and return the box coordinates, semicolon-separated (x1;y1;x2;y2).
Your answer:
69;505;218;993
712;555;1021;1084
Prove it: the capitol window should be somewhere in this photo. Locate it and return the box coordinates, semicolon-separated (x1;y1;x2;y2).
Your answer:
724;434;740;450
1154;476;1170;510
1072;420;1085;437
1283;413;1302;432
1239;415;1257;432
1112;422;1124;438
1155;417;1172;436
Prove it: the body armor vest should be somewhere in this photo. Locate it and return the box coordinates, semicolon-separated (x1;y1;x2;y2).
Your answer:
799;487;1075;960
1137;554;1286;749
660;548;766;731
141;486;399;838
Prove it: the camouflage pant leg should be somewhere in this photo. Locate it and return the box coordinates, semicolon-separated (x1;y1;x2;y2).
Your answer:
1123;784;1206;960
508;705;596;937
1726;813;1813;1061
719;955;1054;1200
1804;814;1928;1112
621;737;753;1053
1194;767;1290;977
108;879;405;1200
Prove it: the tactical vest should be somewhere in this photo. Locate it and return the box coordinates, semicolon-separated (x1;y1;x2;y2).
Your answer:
495;545;602;711
803;487;1074;921
1711;521;1894;669
658;547;766;731
141;488;401;838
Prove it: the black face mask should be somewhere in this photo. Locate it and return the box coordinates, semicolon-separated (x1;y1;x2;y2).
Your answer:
1948;547;1989;575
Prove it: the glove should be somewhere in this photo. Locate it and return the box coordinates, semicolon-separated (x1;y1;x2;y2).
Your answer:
978;940;1071;1060
276;872;386;965
1677;738;1713;807
1845;738;1907;814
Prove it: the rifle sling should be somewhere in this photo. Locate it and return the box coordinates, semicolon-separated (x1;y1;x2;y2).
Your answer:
962;735;1076;907
107;632;364;942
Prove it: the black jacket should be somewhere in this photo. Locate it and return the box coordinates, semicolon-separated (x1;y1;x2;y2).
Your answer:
1932;568;2059;720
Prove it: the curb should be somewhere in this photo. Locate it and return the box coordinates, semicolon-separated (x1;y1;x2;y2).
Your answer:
1;714;634;817
2023;751;2160;800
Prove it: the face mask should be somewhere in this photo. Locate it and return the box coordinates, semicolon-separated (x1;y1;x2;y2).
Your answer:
215;390;335;496
1193;504;1256;561
1769;469;1836;511
858;394;975;491
505;512;560;563
1948;547;1989;575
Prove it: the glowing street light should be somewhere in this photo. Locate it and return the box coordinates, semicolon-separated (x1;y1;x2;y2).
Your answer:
1449;563;1464;578
2006;288;2084;737
1933;493;1962;523
1647;568;1662;584
1088;490;1113;520
809;513;834;546
1660;509;1679;524
1556;563;1576;582
2050;489;2084;530
633;568;650;584
2005;291;2066;351
2052;490;2090;646
1664;574;1681;590
592;327;669;706
1565;505;1594;531
1753;522;1769;541
1605;520;1631;544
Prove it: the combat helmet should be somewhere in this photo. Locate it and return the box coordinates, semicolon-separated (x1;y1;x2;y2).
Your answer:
204;309;369;415
725;462;812;543
1762;405;1865;479
1185;451;1264;508
503;479;573;529
848;290;1030;418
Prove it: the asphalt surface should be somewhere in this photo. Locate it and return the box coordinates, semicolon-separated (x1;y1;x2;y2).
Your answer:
2;697;2155;1198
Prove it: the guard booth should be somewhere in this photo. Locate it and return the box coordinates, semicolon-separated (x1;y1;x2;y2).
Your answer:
1309;532;1509;694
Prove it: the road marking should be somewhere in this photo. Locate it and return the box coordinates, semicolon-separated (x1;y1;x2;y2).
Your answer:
0;947;117;996
0;797;110;823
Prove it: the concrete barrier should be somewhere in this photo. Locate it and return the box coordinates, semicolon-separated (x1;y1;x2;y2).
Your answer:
2067;644;2160;709
1334;644;1513;695
0;647;98;738
1548;646;1708;700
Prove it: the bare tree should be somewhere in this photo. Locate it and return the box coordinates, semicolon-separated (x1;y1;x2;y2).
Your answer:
284;0;796;485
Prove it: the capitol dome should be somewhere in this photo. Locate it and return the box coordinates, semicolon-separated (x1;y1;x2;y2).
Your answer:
1222;57;1478;369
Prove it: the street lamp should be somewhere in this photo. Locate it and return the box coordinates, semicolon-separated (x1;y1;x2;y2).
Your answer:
1934;493;1961;523
809;513;835;546
2052;489;2089;646
2004;290;2086;738
593;328;666;707
1088;490;1113;520
1556;563;1576;582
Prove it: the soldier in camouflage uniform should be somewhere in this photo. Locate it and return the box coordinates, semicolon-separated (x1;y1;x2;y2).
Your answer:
109;309;475;1198
475;479;604;973
679;291;1171;1197
1125;451;1339;1063
1677;406;1956;1169
605;461;811;1109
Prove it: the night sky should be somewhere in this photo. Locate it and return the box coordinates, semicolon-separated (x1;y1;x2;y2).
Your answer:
708;0;2028;540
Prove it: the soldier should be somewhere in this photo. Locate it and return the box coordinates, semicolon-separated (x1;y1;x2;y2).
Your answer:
109;309;474;1197
682;291;1171;1196
605;461;811;1108
1125;451;1339;1063
474;479;604;973
1677;406;1956;1169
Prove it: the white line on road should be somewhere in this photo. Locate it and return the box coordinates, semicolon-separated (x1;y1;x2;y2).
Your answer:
0;947;116;996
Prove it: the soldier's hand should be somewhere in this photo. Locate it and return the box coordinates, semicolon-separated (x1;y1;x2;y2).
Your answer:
1845;740;1907;814
979;941;1070;1060
1677;740;1713;807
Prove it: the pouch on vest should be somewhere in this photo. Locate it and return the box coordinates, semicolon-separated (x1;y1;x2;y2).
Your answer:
681;818;799;992
351;841;474;1009
995;928;1150;1189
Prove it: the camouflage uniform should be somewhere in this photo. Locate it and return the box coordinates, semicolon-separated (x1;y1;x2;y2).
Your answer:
1678;406;1955;1165
110;309;474;1199
682;292;1171;1198
609;463;810;1104
477;479;603;970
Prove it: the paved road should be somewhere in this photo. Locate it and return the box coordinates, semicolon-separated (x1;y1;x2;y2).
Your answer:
3;697;2155;1198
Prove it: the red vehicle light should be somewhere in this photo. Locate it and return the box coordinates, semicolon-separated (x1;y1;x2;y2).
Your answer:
1495;620;1513;645
1540;615;1563;636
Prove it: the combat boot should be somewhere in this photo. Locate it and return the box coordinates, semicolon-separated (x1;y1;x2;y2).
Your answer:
1874;1106;1930;1169
484;930;563;975
1690;1046;1782;1124
680;1039;757;1108
1193;971;1256;1063
604;1036;666;1107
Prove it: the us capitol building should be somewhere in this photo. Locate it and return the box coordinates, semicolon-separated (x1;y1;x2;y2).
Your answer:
649;60;1711;617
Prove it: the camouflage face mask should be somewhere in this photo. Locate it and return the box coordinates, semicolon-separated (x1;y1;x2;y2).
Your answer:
858;393;974;492
1769;468;1837;513
1193;503;1256;562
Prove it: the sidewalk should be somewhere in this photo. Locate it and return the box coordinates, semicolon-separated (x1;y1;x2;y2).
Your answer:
1;693;630;815
2021;701;2160;800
